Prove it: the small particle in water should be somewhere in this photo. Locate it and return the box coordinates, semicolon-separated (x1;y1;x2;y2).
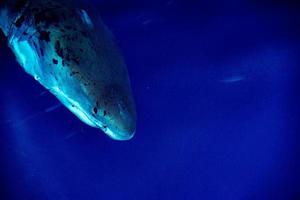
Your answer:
220;76;245;83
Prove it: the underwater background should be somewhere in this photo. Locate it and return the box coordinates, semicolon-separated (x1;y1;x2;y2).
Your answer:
0;0;300;199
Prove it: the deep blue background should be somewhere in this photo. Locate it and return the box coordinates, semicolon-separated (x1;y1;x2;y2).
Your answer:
0;0;300;199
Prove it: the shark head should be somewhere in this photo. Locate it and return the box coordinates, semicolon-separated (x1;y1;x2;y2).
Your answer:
51;70;137;141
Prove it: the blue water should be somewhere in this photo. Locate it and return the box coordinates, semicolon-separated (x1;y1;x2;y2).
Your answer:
0;0;300;199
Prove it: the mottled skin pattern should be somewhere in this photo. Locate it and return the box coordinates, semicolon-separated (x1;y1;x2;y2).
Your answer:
0;0;136;140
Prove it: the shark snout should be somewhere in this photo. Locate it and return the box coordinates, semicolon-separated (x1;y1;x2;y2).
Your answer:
104;102;136;140
92;84;136;140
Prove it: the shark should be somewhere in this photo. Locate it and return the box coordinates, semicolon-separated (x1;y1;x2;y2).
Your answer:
0;0;136;140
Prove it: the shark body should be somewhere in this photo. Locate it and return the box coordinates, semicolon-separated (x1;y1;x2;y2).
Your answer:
0;0;136;140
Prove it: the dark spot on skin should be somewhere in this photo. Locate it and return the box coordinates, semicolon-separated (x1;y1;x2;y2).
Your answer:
103;110;107;116
55;40;63;58
23;32;28;35
79;48;83;52
15;15;25;27
93;107;98;114
52;59;58;64
39;31;50;42
40;48;44;57
33;42;37;49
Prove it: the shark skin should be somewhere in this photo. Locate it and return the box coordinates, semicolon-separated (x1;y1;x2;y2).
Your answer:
0;0;136;140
